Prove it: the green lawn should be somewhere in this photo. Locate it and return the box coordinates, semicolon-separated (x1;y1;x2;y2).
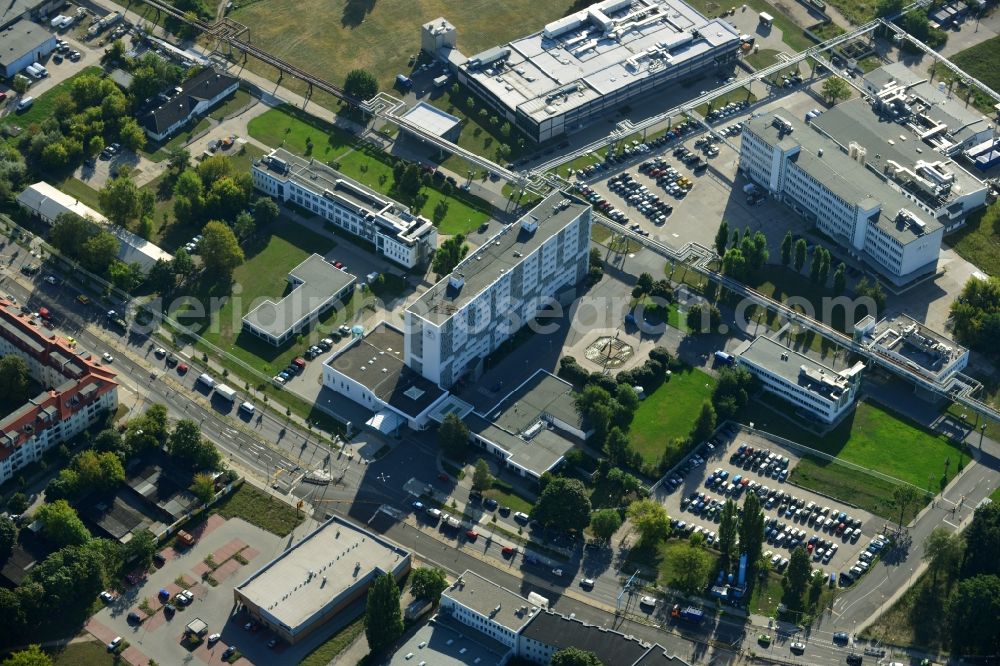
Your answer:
759;399;965;488
246;105;355;160
948;36;1000;113
231;0;578;92
630;368;717;466
2;67;103;130
991;486;1000;503
208;88;253;121
946;200;1000;276
750;572;786;616
50;641;115;666
745;48;781;70
56;177;102;211
187;221;348;377
300;618;365;666
248;105;490;236
592;225;642;253
213;484;304;536
484;486;535;515
626;538;722;588
789;456;927;521
683;0;815;51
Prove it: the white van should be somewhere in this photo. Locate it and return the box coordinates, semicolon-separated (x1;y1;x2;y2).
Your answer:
15;97;34;112
238;401;255;415
24;65;42;80
196;373;216;389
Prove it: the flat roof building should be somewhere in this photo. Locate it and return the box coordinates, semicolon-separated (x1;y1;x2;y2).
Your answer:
809;98;988;227
241;253;356;347
388;616;508;666
855;314;968;383
734;336;863;424
0;19;56;78
406;192;591;388
439;570;545;650
323;321;450;431
17;182;173;273
252;149;437;269
861;63;994;157
399;101;461;141
740;112;945;286
443;370;588;480
423;0;740;142
234;514;410;644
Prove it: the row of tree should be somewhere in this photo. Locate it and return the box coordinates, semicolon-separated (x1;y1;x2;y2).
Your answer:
950;275;1000;356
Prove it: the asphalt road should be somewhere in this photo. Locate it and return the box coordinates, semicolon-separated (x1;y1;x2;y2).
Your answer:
3;231;992;665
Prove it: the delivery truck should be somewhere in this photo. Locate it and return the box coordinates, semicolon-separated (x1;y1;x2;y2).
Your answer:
214;384;237;402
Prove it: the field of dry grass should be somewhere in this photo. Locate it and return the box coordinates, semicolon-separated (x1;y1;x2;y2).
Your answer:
230;0;578;90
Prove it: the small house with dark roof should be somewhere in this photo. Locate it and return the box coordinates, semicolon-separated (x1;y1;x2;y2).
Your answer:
139;69;238;142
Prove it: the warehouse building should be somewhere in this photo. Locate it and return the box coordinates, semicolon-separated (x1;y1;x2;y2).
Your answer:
739;112;945;286
234;515;410;644
405;192;591;388
734;336;864;424
241;253;356;347
0;20;55;77
0;298;119;484
17;182;173;272
252;149;438;269
422;0;740;142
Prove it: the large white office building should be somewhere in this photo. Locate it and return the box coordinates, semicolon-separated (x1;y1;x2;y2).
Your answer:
734;336;864;424
405;192;592;388
252;149;438;269
739;112;945;286
422;0;740;142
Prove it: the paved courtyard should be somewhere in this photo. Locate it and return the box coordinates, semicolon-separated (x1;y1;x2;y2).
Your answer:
85;515;312;666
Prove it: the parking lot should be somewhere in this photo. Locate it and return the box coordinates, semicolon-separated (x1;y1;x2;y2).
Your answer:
85;515;309;666
657;425;888;585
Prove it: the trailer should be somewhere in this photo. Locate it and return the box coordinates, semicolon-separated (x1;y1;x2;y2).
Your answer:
671;604;705;623
214;384;237;402
759;11;774;26
975;150;1000;171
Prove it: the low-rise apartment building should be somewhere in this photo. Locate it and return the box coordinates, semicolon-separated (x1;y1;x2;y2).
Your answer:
0;299;118;483
252;149;437;269
405;192;591;388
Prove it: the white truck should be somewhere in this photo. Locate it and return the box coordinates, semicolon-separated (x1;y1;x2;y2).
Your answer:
88;11;122;36
214;384;237;402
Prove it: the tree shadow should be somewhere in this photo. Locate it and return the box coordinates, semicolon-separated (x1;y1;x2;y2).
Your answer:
341;0;377;28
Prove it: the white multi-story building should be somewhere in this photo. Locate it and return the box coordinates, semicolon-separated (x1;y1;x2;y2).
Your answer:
405;192;592;388
252;149;438;269
855;314;968;384
740;112;945;286
734;336;863;425
0;299;118;483
423;0;740;142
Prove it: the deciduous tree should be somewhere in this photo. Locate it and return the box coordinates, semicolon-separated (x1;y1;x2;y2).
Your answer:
198;220;244;280
432;234;469;276
99;175;144;229
1;645;51;666
948;574;1000;655
627;499;670;546
590;508;622;542
168;420;221;470
793;238;807;272
821;76;851;104
0;356;29;404
552;647;603;666
36;500;90;547
783;545;812;607
410;567;448;603
670;543;711;595
344;69;378;101
190;472;216;505
472;459;493;492
532;478;592;533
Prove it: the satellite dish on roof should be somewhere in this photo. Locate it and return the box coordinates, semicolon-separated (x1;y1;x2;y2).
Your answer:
351;325;365;337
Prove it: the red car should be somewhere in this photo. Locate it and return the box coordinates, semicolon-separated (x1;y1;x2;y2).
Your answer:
466;530;479;542
0;92;7;102
176;363;188;374
501;546;516;557
334;261;344;269
437;473;449;482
